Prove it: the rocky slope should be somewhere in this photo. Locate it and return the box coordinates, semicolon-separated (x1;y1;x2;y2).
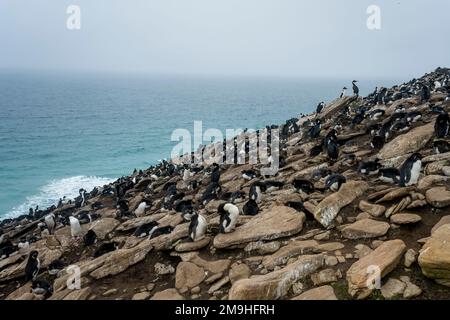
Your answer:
1;68;450;300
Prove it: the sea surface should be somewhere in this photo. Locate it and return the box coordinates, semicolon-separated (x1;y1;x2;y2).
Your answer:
0;71;398;219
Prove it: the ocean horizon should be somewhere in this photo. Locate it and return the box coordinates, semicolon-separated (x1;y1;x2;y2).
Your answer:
0;70;399;219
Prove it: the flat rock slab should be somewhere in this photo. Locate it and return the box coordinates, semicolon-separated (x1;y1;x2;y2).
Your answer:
228;254;325;300
378;122;434;160
431;215;450;234
418;224;450;287
359;200;386;217
346;239;406;299
175;237;211;252
313;181;369;228
175;262;206;289
90;218;120;240
291;285;338;300
342;219;390;239
426;187;450;208
213;206;305;249
89;239;153;280
150;288;185;300
390;213;422;225
262;240;319;270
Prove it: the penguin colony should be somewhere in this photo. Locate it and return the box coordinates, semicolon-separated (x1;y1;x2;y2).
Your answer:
1;67;450;300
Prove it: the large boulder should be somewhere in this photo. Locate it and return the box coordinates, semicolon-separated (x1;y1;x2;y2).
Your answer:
213;206;305;249
228;254;325;300
291;285;338;300
89;240;153;279
313;181;369;228
175;262;206;289
342;219;390;239
89;218;120;240
378;122;434;160
418;224;450;286
346;239;406;299
425;187;450;208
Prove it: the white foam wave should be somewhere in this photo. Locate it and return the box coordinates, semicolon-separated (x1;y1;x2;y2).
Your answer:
4;176;114;219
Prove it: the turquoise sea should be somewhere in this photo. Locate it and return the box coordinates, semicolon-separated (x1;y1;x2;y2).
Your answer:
0;71;398;218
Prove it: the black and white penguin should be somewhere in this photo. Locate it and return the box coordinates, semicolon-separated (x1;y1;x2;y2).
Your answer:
133;221;158;238
292;179;315;194
188;213;207;241
435;113;450;138
249;181;266;203
406;111;422;123
242;170;258;180
218;203;240;233
308;119;322;139
371;136;385;149
316;102;325;114
134;201;150;217
149;226;174;239
399;153;422;187
83;229;97;246
420;84;431;102
326;138;339;161
340;87;347;99
430;105;446;115
325;174;346;192
93;242;118;258
25;250;40;281
242;199;259;216
352;80;359;97
48;259;66;275
202;182;222;205
379;168;401;184
433;140;450;154
44;213;56;234
358;159;381;175
31;279;53;298
368;109;385;121
210;163;221;183
264;180;284;192
311;168;332;181
69;216;82;238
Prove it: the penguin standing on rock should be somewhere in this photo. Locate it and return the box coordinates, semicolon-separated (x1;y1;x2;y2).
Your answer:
352;80;359;97
210;163;221;183
25;250;40;281
134;201;150;217
83;229;97;246
340;87;347;99
242;199;259;216
69;216;82;238
399;153;422;186
316;102;325;114
218;203;239;233
435;113;450;138
249;181;266;203
188;213;207;241
44;213;56;234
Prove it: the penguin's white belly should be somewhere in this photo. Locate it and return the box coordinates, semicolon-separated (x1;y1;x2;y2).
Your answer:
406;161;421;186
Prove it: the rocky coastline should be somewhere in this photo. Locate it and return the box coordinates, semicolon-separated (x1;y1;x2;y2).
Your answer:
1;68;450;300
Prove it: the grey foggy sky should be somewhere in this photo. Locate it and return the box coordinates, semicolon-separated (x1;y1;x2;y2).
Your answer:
0;0;449;79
